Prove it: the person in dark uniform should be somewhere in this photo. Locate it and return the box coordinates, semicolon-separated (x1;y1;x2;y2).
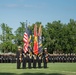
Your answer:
27;50;32;69
16;46;22;69
43;48;48;68
3;54;6;63
1;54;3;63
27;53;32;68
0;54;1;63
37;53;42;68
13;54;16;63
6;54;8;63
11;54;14;63
22;52;27;69
33;54;37;68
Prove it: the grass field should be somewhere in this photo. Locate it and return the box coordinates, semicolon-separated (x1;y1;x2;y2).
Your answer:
0;63;76;75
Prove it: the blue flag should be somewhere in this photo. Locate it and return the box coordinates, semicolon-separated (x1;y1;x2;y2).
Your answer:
38;25;42;54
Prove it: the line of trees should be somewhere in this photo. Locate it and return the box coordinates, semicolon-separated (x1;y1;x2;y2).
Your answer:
0;19;76;54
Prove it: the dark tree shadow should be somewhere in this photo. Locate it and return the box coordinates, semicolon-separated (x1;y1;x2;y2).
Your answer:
0;73;65;75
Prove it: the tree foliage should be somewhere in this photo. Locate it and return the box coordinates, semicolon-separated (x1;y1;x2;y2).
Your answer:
0;19;76;53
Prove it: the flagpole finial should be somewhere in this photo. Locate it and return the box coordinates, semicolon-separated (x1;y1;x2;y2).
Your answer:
26;20;28;24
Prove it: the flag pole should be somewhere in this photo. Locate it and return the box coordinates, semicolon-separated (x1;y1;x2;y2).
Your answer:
26;20;28;27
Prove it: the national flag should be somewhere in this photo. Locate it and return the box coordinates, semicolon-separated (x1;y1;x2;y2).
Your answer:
23;23;29;53
33;24;38;55
28;28;32;52
38;24;42;54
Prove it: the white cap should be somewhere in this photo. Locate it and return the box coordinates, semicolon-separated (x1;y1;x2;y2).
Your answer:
44;48;47;50
18;46;22;49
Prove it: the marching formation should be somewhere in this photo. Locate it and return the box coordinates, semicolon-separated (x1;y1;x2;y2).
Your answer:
0;52;76;63
16;46;48;69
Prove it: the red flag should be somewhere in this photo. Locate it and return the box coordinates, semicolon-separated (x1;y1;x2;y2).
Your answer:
33;24;38;55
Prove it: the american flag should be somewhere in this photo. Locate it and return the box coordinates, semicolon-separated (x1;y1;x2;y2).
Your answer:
23;23;29;53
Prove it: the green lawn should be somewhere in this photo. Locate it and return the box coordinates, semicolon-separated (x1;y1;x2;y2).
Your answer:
0;63;76;75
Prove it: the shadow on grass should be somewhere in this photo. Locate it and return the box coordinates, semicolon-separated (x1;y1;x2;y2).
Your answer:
0;73;65;75
21;73;65;75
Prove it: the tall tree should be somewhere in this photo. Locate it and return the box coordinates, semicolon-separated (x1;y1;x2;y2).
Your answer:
14;22;25;46
0;23;15;52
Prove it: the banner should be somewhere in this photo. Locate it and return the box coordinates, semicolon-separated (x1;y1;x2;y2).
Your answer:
33;24;38;55
38;24;42;54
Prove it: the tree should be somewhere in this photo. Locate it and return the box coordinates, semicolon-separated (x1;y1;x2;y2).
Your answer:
14;22;25;46
45;21;63;53
0;23;16;52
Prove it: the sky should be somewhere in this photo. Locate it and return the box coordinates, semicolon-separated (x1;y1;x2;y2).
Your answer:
0;0;76;34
